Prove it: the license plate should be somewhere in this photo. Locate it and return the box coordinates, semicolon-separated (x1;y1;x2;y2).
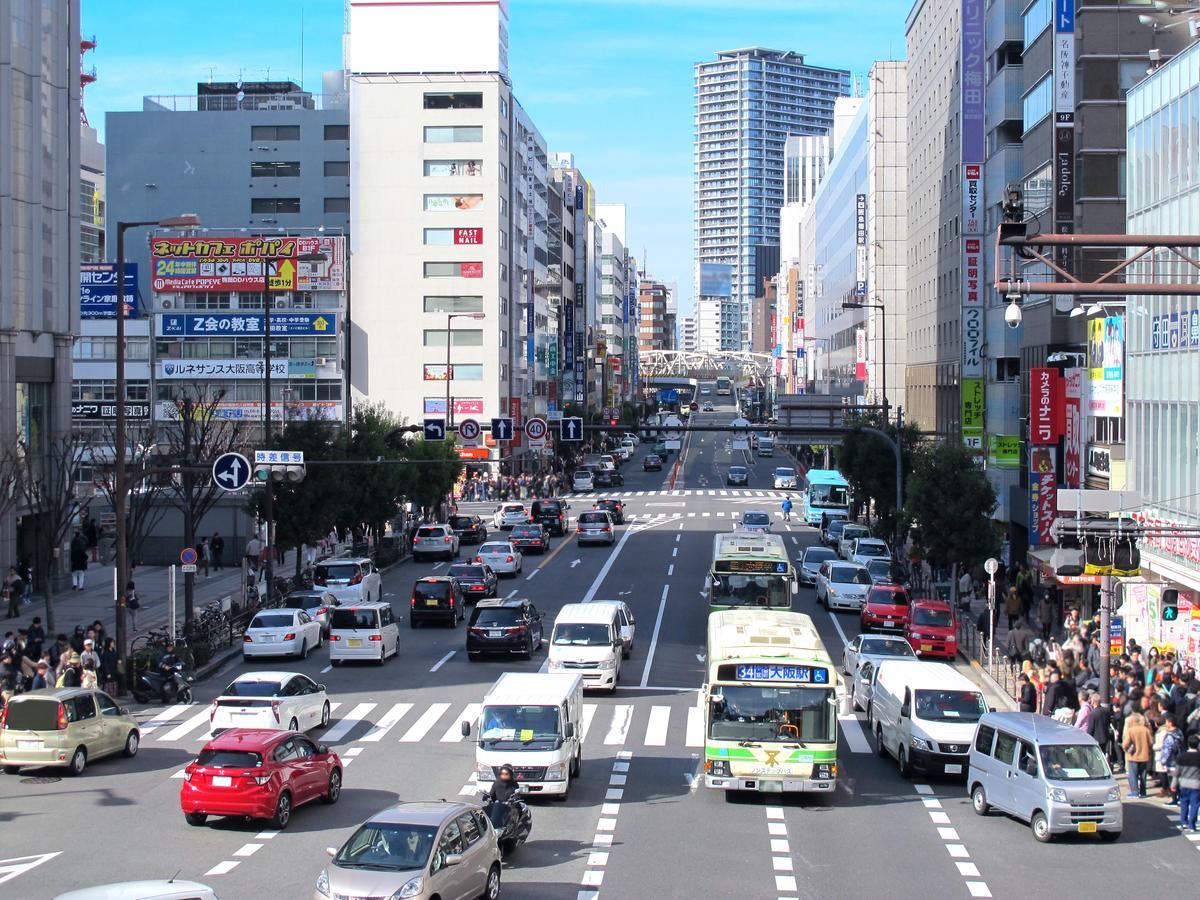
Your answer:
348;639;363;648
425;599;439;607
489;630;503;638
1078;821;1097;833
921;644;933;652
17;739;42;749
212;775;232;787
944;764;962;774
884;621;894;628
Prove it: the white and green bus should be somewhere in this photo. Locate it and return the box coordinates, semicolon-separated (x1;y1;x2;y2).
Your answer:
708;532;797;611
701;609;839;793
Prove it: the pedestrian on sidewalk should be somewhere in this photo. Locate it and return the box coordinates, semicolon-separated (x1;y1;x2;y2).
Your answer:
1160;715;1185;804
1123;711;1153;798
211;532;225;571
1018;673;1038;712
70;531;89;590
100;637;118;696
245;535;263;574
55;653;81;689
84;514;99;563
125;581;140;631
199;537;211;577
80;638;100;672
1004;585;1023;631
1177;734;1200;831
4;567;24;618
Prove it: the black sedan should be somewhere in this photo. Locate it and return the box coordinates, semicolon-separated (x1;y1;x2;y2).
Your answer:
509;523;551;554
449;514;489;545
593;468;624;488
643;454;663;471
467;598;545;660
447;562;498;601
593;498;625;525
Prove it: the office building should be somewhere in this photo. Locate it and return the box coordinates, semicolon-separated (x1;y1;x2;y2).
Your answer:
1;0;80;563
694;48;850;350
750;279;778;355
638;280;674;353
680;315;698;352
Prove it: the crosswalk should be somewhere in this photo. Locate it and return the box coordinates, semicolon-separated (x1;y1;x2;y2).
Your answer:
141;696;704;752
574;489;797;500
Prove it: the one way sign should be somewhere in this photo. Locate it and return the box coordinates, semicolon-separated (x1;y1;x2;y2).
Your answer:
560;417;584;442
490;417;514;441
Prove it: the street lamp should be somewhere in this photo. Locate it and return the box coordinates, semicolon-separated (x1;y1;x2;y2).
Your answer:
841;299;889;421
445;312;486;428
115;213;200;683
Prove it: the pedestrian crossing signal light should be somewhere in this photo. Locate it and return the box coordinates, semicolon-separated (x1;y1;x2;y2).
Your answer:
608;418;618;426
1162;589;1180;621
254;463;306;484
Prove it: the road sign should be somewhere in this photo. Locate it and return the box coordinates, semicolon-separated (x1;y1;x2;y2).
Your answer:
458;418;481;442
659;389;679;403
253;450;305;465
212;451;251;491
524;417;548;441
730;417;751;451
180;547;198;566
490;417;514;441
424;418;446;441
560;417;584;442
181;564;198;574
984;558;1000;576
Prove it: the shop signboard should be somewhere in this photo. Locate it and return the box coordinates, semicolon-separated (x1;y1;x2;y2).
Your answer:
1029;447;1057;547
80;263;140;318
157;312;336;337
1030;367;1064;444
987;435;1020;468
151;236;344;292
1087;316;1124;416
158;359;287;380
1063;368;1085;487
424;398;483;416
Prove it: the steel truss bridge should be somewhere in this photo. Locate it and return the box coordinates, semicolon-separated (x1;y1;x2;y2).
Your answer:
637;349;775;378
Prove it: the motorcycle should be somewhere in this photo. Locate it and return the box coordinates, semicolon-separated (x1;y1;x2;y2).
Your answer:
132;659;194;705
482;794;532;856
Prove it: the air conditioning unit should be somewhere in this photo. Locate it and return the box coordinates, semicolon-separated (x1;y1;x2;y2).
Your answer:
315;357;330;366
160;298;174;310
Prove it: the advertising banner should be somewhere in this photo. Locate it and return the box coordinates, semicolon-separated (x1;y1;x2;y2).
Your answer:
961;0;985;452
855;328;867;381
855;194;868;295
1029;447;1058;547
454;228;483;245
509;396;523;449
80;263;140;318
423;364;452;381
1087;316;1124;416
424;194;483;211
961;377;984;435
1053;0;1076;264
987;435;1021;468
156;400;342;422
72;401;151;421
699;263;733;298
157;312;336;338
423;398;483;416
1063;367;1085;487
158;359;287;380
151;236;345;292
963;164;983;238
1030;367;1064;444
960;0;986;166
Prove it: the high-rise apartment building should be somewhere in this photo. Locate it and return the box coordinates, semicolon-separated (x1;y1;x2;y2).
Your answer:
694;48;850;350
680;315;698;352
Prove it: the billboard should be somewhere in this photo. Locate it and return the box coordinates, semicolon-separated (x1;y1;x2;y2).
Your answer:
699;262;733;298
158;359;287;380
1087;316;1124;416
1029;367;1063;445
72;401;151;421
156;400;342;422
1029;447;1058;547
424;398;483;416
150;236;346;292
157;312;337;338
1063;368;1085;487
987;435;1020;468
80;263;139;319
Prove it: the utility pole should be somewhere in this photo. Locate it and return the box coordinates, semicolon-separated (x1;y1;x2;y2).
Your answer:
181;395;197;624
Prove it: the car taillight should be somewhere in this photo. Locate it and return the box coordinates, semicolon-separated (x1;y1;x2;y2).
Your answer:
449;596;455;607
0;705;7;729
243;634;253;642
329;634;341;641
504;626;527;636
209;699;218;722
369;634;382;642
444;536;452;543
253;774;272;785
272;700;282;723
57;704;68;730
602;526;611;532
411;596;417;608
284;632;296;641
350;572;364;585
475;556;483;563
505;555;514;563
413;537;420;545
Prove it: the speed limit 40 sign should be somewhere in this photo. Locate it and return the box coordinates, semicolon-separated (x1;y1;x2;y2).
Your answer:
524;417;548;447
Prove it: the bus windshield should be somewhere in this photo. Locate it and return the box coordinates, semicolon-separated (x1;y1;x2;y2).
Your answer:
708;685;835;743
809;484;849;509
711;574;791;608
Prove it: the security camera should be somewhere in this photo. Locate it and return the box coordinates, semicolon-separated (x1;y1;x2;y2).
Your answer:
1005;301;1023;329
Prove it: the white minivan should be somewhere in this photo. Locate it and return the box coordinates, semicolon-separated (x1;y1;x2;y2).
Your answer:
547;603;623;692
870;660;988;779
328;602;400;665
461;672;584;800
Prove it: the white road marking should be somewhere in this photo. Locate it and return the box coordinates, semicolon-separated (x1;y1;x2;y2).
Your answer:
775;875;798;892
343;746;364;757
157;709;210;743
398;702;451;742
672;547;678;557
604;705;633;744
667;564;674;576
640;584;670;687
322;702;377;743
571;559;582;568
643;705;670;746
135;703;191;736
441;704;480;742
319;664;332;674
360;703;412;742
205;861;239;876
930;811;951;824
685;706;704;747
233;843;262;858
581;704;598;742
526;568;539;580
255;831;279;840
956;863;981;877
430;650;455;672
675;534;681;541
505;589;518;598
967;883;992;898
687;512;696;517
946;844;969;858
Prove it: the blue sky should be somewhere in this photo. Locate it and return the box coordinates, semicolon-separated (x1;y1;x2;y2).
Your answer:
83;0;911;315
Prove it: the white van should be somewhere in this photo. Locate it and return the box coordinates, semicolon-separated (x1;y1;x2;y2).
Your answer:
328;602;400;665
461;672;584;800
869;660;987;779
547;603;624;692
968;711;1122;842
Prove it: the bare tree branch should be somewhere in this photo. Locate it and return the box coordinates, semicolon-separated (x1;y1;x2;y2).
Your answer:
92;419;169;566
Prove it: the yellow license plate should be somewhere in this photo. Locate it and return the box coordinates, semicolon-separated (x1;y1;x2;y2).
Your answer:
348;639;362;648
425;599;439;607
921;644;933;652
1078;821;1097;833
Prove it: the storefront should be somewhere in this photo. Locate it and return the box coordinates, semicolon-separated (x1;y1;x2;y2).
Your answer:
1029;548;1101;623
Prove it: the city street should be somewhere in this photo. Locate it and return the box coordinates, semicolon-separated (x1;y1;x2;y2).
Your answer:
2;397;1196;899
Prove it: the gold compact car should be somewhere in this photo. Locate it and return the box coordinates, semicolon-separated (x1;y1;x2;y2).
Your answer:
1;688;140;776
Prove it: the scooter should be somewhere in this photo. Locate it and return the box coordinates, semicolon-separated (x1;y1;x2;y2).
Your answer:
482;794;532;856
132;660;194;705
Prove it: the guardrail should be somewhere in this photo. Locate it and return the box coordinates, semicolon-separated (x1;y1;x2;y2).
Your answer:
956;617;1022;703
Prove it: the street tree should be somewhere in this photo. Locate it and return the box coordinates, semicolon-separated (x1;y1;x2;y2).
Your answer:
341;403;417;543
838;411;922;536
394;435;463;523
92;420;168;565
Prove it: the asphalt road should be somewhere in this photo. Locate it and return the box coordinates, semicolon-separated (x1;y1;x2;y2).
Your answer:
3;391;1197;899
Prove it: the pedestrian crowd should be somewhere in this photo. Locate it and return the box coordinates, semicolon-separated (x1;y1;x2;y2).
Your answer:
1;618;121;704
457;471;569;503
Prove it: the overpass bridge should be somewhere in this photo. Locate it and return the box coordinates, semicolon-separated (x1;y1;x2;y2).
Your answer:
638;349;774;379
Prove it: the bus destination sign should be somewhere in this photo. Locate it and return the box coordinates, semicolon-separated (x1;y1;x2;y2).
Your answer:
727;664;830;684
715;560;789;575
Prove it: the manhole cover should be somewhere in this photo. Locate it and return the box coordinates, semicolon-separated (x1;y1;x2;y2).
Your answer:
21;776;62;784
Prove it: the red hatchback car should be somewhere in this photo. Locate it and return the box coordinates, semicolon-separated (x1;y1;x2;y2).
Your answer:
905;599;958;659
860;584;912;633
181;728;341;830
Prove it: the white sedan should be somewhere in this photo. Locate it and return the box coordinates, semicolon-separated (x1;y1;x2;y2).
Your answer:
242;608;323;660
492;503;530;529
773;467;799;490
475;541;523;575
815;561;873;611
841;632;917;677
850;538;891;568
209;671;331;735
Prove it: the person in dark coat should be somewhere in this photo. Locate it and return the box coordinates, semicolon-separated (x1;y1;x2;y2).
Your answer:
1006;619;1035;664
486;764;521;805
1018;673;1038;712
1087;694;1113;758
1041;670;1076;716
70;531;89;591
211;532;225;571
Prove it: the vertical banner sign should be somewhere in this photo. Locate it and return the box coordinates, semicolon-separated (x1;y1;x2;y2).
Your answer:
854;194;867;296
1054;0;1076;266
562;296;575;400
960;0;986;452
855;328;867;381
525;134;536;398
1029;447;1058;547
509;396;523;449
1029;367;1064;445
1063;368;1085;488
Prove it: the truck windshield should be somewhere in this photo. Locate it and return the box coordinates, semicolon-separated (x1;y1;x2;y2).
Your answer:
1040;744;1112;780
913;689;987;722
708;685;834;744
711;574;791;608
479;704;561;749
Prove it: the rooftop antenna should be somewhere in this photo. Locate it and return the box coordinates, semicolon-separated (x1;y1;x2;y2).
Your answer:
80;36;97;126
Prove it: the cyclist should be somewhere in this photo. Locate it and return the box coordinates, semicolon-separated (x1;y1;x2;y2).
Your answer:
781;497;793;522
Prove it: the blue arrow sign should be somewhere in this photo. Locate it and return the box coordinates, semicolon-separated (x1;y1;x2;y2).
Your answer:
212;452;251;491
560;417;584;442
490;417;514;441
424;418;446;442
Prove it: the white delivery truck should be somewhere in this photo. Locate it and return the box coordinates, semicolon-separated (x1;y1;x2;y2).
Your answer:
461;672;585;800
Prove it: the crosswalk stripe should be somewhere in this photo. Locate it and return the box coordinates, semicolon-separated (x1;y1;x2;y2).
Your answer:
604;705;633;745
644;706;671;746
399;702;451;742
688;512;696;518
686;707;704;747
717;511;726;517
441;704;481;742
322;702;377;743
158;709;210;743
136;703;191;736
359;702;412;742
581;704;598;742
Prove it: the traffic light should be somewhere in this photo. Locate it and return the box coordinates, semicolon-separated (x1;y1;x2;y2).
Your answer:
1162;589;1180;622
254;461;306;484
608;418;618;426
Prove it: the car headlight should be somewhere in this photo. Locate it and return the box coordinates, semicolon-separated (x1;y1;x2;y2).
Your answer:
315;869;330;897
394;875;424;899
1106;785;1121;802
475;761;494;780
544;761;567;781
597;657;617;669
910;737;932;752
548;658;563;670
828;586;839;596
1048;786;1068;803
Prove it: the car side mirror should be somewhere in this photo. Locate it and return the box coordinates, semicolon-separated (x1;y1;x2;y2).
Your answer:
461;720;471;737
318;684;327;692
325;846;337;858
444;853;464;868
564;722;575;738
119;706;130;716
318;744;329;755
901;703;911;718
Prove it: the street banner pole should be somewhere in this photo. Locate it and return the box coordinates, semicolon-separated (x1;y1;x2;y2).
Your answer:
168;566;177;641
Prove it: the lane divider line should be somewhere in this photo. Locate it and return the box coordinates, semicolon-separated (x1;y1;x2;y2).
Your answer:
913;783;992;898
640;584;670;687
577;750;633;899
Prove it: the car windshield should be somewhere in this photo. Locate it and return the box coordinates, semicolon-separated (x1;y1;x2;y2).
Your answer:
335;823;438;872
448;565;485;579
473;608;520;627
860;638;915;658
743;513;770;526
3;699;61;731
711;573;791;608
196;749;263;768
803;548;836;566
1040;744;1112;780
316;563;358;583
868;588;910;606
480;543;512;555
708;685;835;744
223;679;283;697
913;689;987;722
330;608;379;630
449;516;476;529
479;704;560;749
413;582;450;600
832;566;872;585
913;607;954;627
729;467;746;476
250;613;294;629
774;468;796;478
553;623;611;645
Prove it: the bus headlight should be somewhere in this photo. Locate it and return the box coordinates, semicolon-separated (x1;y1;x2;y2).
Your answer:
706;759;731;777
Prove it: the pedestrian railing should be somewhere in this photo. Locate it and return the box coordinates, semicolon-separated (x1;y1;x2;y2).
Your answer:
956;617;1022;703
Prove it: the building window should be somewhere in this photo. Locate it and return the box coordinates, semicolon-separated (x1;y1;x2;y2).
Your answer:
324;197;350;213
423;296;484;314
250;197;301;214
499;131;508;151
424;194;483;212
424;262;483;278
424;126;484;143
324;160;349;177
424;92;484;110
324;124;349;141
423;329;484;347
1023;0;1052;49
1023;75;1053;132
424;160;482;177
250;161;300;178
250;124;300;141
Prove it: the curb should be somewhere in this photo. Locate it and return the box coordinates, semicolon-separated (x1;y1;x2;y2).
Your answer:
963;657;1019;711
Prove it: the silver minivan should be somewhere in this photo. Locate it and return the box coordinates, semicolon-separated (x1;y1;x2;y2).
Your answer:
968;711;1122;843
